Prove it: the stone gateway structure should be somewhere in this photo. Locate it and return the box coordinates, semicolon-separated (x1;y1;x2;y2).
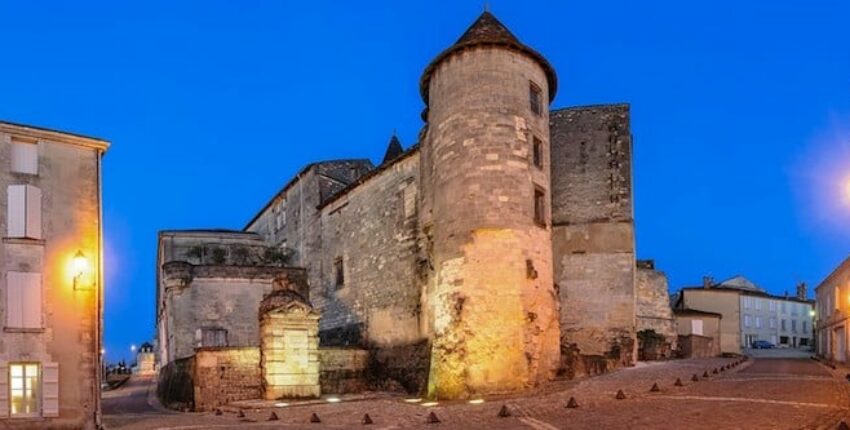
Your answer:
157;11;669;404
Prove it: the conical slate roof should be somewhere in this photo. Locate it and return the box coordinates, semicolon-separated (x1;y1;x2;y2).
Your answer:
382;134;404;164
420;11;557;105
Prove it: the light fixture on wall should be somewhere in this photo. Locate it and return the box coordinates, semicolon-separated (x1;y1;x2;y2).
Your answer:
73;250;92;290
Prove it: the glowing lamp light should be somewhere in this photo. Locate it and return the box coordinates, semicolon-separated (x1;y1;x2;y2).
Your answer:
810;309;816;317
274;402;289;408
131;344;137;353
325;397;341;403
421;402;439;407
403;398;423;403
468;399;485;405
73;250;89;277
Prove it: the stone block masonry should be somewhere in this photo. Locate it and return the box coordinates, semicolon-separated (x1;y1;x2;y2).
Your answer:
193;347;262;412
550;105;637;376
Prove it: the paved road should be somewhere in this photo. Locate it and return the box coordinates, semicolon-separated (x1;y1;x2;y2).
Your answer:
103;358;850;429
102;375;162;415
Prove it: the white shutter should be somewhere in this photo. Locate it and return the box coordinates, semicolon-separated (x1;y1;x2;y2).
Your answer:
6;273;22;327
7;185;26;237
11;142;38;175
691;319;704;336
42;362;59;417
25;185;42;239
0;363;7;418
7;272;41;329
21;273;42;329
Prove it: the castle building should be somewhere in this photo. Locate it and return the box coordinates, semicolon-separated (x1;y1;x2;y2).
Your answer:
0;122;108;428
157;11;644;402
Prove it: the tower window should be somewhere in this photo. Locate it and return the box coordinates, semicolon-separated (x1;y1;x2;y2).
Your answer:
529;82;542;116
532;136;543;169
533;187;546;226
334;257;344;289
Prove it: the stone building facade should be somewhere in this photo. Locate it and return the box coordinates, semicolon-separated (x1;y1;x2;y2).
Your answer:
157;11;664;401
0;122;108;429
815;257;850;362
635;260;677;358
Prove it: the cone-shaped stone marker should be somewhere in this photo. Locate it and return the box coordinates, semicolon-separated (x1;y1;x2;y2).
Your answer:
427;411;441;424
215;409;223;416
310;413;321;423
566;397;579;408
702;371;710;378
674;378;684;387
838;420;850;430
615;389;626;400
236;410;245;418
712;368;718;374
650;382;660;392
691;374;699;382
268;412;279;421
362;414;374;425
498;405;511;418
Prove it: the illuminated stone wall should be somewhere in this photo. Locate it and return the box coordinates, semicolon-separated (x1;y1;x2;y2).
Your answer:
193;347;262;412
0;123;107;429
550;105;637;376
259;289;321;399
421;47;560;399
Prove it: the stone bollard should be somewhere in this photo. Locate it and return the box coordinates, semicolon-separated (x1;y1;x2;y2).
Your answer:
712;368;718;374
838;420;850;430
674;378;684;387
692;374;700;382
214;409;223;416
236;410;245;418
650;383;660;392
268;412;279;421
498;405;511;418
427;411;441;424
566;397;579;408
703;371;710;378
616;390;626;400
362;414;374;425
310;413;321;423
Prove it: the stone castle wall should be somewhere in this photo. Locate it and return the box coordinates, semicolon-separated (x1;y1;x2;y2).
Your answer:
193;347;262;412
550;105;636;376
635;261;677;356
421;47;560;398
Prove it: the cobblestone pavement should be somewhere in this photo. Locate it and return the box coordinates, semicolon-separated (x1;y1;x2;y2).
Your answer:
103;357;850;429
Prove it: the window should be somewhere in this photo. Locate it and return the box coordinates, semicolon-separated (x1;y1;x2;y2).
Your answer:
791;303;798;315
835;288;841;311
532;136;543;169
744;315;751;327
782;301;787;313
802;321;808;333
743;297;751;309
769;300;776;312
334;257;344;288
199;328;227;347
275;203;286;230
781;319;787;331
9;363;39;417
780;336;789;345
11;140;38;175
6;185;41;239
533;187;546;226
791;320;797;332
755;299;762;310
6;272;41;329
769;317;776;329
755;316;762;328
529;81;542;115
691;319;703;336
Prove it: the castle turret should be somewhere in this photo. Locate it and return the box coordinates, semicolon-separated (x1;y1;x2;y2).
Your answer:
419;11;560;398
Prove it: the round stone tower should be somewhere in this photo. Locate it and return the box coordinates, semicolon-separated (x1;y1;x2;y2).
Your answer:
419;11;561;399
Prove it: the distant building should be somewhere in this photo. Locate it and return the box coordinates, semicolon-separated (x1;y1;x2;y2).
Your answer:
635;260;677;358
0;122;109;428
673;308;722;358
133;342;156;376
814;257;850;362
674;276;814;353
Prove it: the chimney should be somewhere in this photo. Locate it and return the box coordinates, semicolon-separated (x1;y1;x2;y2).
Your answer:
702;276;714;289
796;282;808;300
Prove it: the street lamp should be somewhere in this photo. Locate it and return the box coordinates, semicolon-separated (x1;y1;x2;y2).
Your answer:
73;250;91;290
130;344;137;353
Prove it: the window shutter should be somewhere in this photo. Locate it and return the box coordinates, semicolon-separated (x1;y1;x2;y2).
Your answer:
42;362;59;417
6;274;23;328
691;319;704;336
21;273;42;329
11;142;38;175
0;363;8;418
7;185;26;237
25;185;42;239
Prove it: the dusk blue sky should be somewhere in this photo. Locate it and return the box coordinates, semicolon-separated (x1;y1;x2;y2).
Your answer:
1;1;848;362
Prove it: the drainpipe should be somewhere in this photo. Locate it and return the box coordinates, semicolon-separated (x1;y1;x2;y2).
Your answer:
95;148;104;429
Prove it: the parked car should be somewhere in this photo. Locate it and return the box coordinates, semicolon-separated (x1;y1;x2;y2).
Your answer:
751;340;775;349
